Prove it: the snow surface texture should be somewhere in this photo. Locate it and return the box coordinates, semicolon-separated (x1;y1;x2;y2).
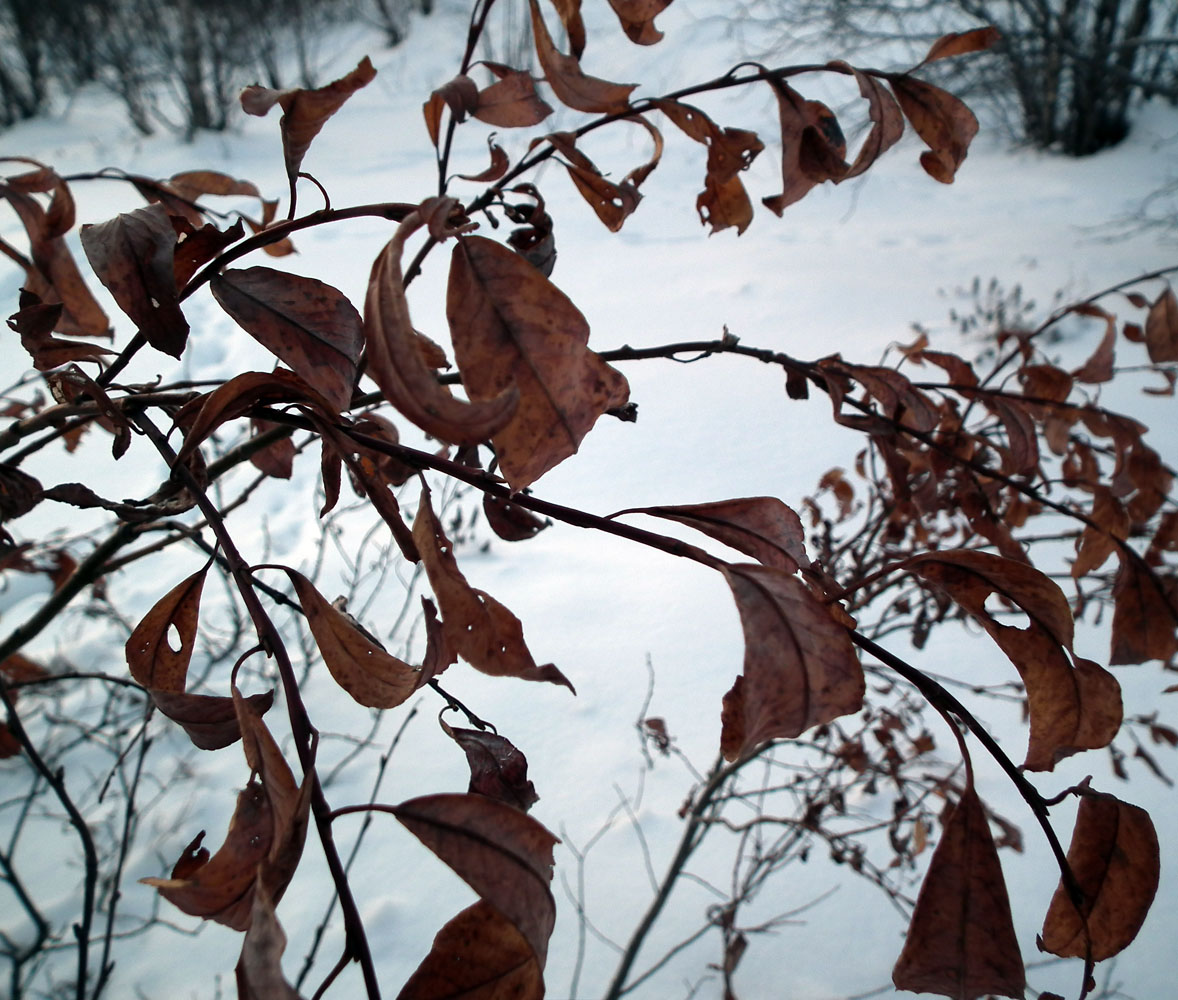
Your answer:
2;1;1177;998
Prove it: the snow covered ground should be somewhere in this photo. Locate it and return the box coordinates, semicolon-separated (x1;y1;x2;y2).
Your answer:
3;1;1178;998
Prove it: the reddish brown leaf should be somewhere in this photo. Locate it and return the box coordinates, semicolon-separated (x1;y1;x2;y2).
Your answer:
142;780;272;930
908;550;1122;769
889;75;979;183
441;718;539;812
348;413;417;488
541;131;644;231
446;234;630;490
396;901;543;1000
278;566;422;708
528;0;636;113
1072;487;1130;579
364;201;519;447
125;564;211;691
829;62;905;177
819;359;940;433
393;792;558;966
719;563;863;760
472;63;554;129
1071;306;1117;384
482;493;550;541
414;486;572;690
547;0;586;56
79;204;189;357
423;74;480;146
7;291;116;371
606;0;672;45
1144;287;1178;363
173;369;335;470
241;57;377;203
1020;363;1073;403
249;418;296;480
457;139;511;184
0;462;44;523
148;688;275;751
958;387;1039;475
614;497;809;572
892;786;1025;999
211;267;363;413
1110;552;1178;664
235;886;304;1000
172;218;246;290
763;82;847;215
920;26;1003;65
1040;793;1159;961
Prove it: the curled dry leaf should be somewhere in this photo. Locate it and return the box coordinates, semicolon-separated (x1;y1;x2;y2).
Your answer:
908;550;1122;770
8;289;116;371
528;0;636;113
1110;551;1178;665
828;62;905;178
441;717;540;812
607;0;673;45
889;75;979;183
278;566;422;709
173;217;246;290
396;901;543;1000
241;56;377;202
414;486;573;690
211;267;363;413
79;203;190;357
719;563;863;761
1144;287;1178;363
892;785;1025;1000
0;462;45;523
235;886;304;1000
148;688;276;752
1040;792;1159;961
613;496;809;572
423;74;480;147
540;130;646;231
472;62;554;129
763;81;847;215
248;418;296;480
446;234;630;490
393;792;558;967
1071;305;1117;384
920;26;1003;65
364;200;519;446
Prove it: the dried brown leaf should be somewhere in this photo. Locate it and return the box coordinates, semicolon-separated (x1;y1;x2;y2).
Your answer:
889;75;979;183
829;62;905;177
1110;551;1178;664
446;234;629;490
125;564;210;691
482;493;550;541
1040;792;1159;961
1144;287;1178;363
278;566;421;708
364;201;519;446
211;267;363;413
1071;306;1117;384
472;63;554;129
719;563;863;760
148;688;275;751
763;82;847;215
235;887;304;1000
528;0;636;113
396;901;543;1000
441;718;540;812
393;792;558;966
614;497;809;572
79;204;189;357
920;26;1002;65
423;74;480;147
606;0;673;45
414;486;572;690
892;786;1025;999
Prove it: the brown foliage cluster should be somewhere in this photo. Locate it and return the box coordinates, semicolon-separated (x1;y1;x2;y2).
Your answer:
1;5;1175;1000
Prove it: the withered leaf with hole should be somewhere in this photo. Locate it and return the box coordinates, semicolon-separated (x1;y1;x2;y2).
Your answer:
528;0;635;113
396;901;543;1000
79;203;190;357
446;234;629;490
542;131;643;232
889;75;979;183
1040;792;1159;961
441;717;539;812
472;63;554;129
892;785;1025;1000
125;563;210;691
277;566;422;708
414;485;572;690
365;201;519;446
393;792;558;967
241;57;377;204
173;218;246;290
908;550;1122;770
211;267;363;413
719;563;863;761
613;497;809;572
